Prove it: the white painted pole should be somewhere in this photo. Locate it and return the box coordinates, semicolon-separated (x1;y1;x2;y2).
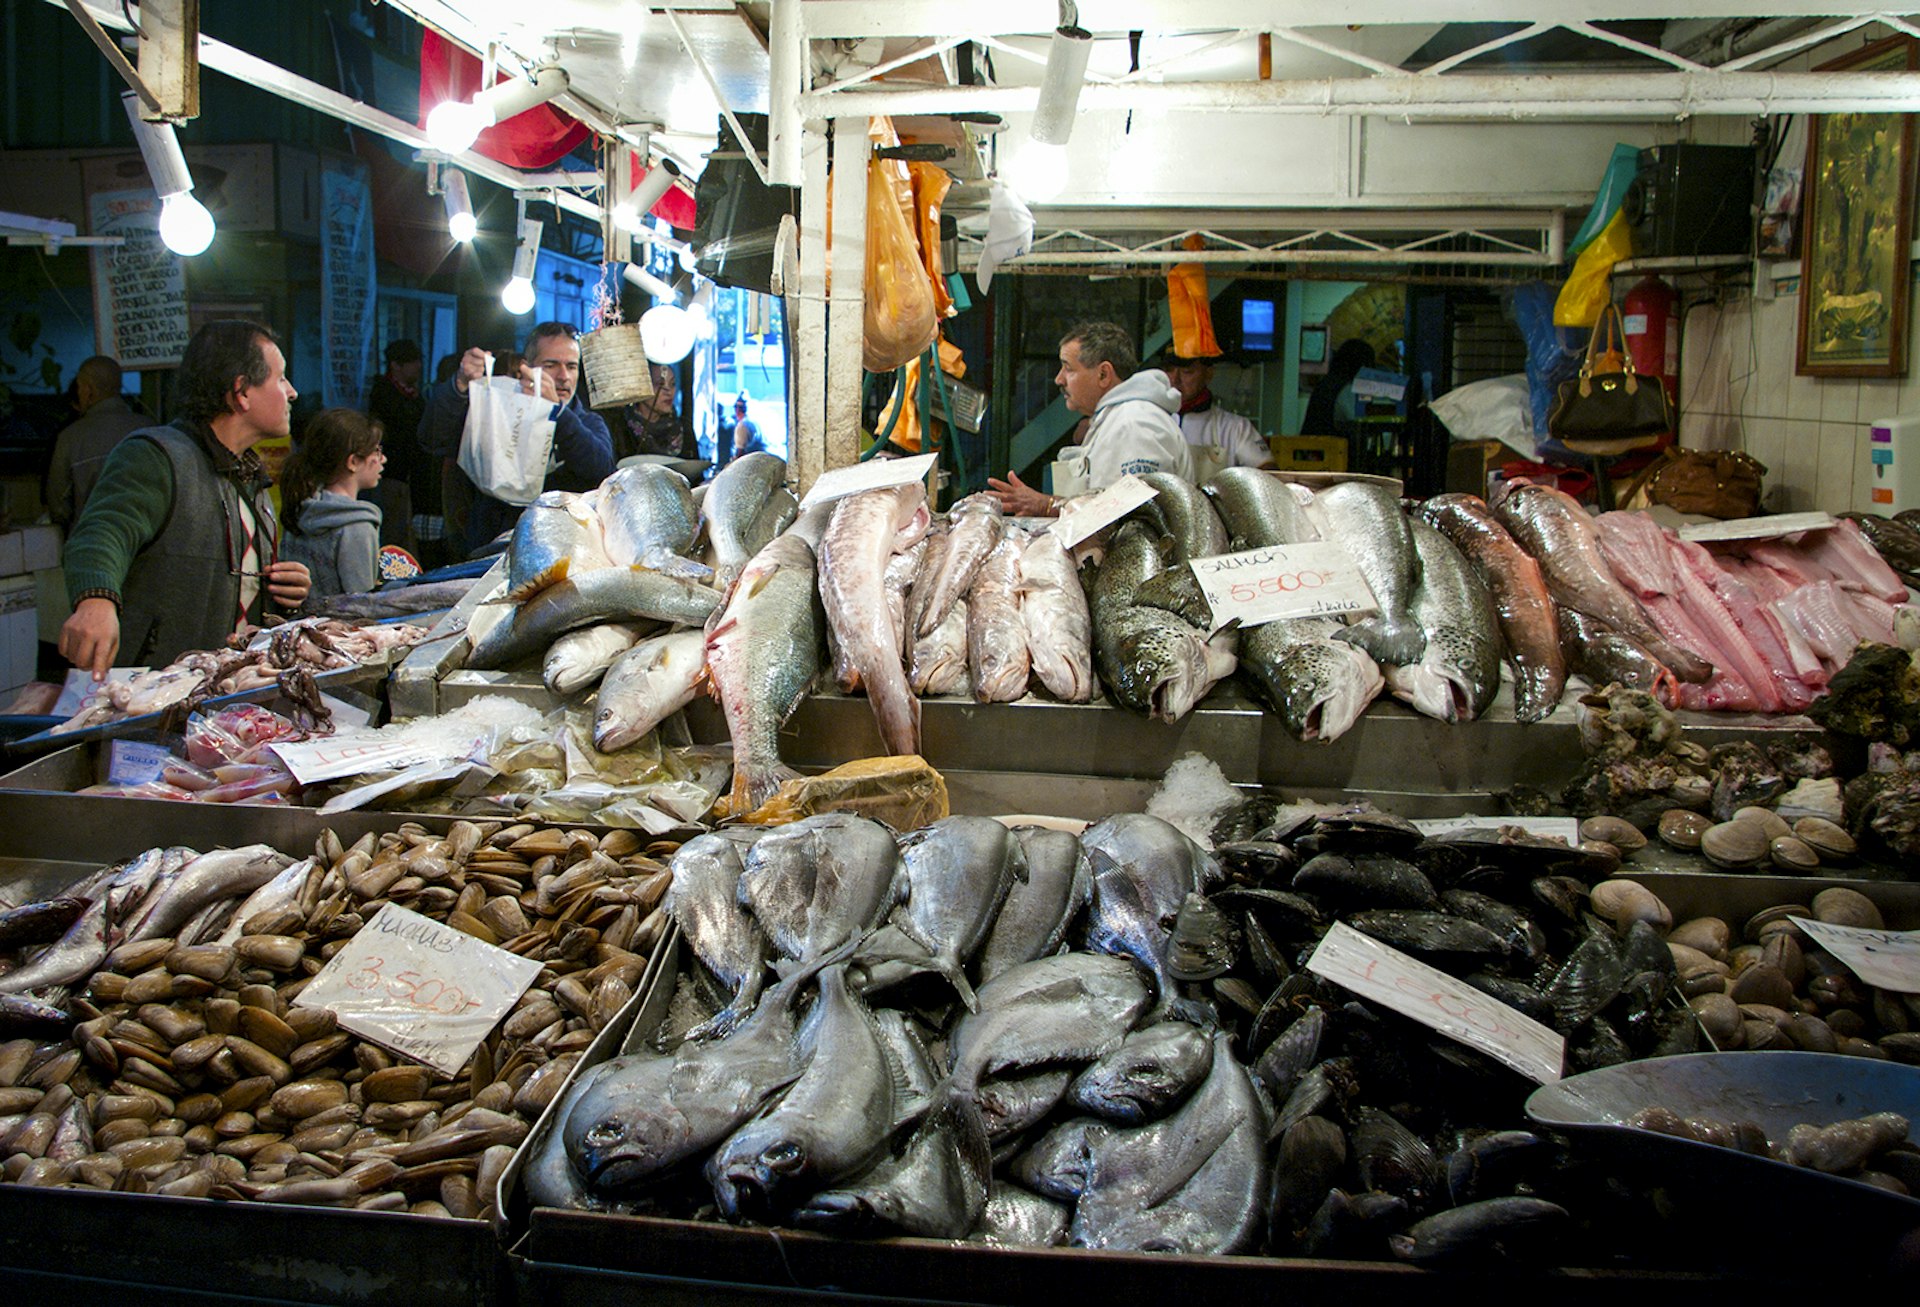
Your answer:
792;122;832;494
826;123;871;478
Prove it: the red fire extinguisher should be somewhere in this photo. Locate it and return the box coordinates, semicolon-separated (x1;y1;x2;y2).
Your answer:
1621;274;1679;451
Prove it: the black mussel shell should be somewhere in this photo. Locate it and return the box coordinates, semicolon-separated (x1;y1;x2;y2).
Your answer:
1545;932;1627;1032
1419;828;1617;885
1529;875;1590;927
1240;913;1292;986
1618;920;1674;981
1301;1188;1410;1260
1441;889;1547;964
1388;1196;1568;1266
1344;910;1511;968
1254;808;1324;847
1253;1004;1326;1100
1353;1107;1444;1211
1167;892;1237;981
1212;886;1326;941
1649;1007;1702;1057
1269;1116;1348;1251
1294;853;1439;911
1567;1014;1632;1072
1271;1056;1359;1138
1212;975;1265;1017
1211;793;1288;848
1295;807;1425;857
1213;840;1298;885
1444;1130;1554;1206
1462;973;1555;1027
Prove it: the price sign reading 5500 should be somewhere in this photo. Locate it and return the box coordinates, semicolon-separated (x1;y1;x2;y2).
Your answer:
1189;541;1379;632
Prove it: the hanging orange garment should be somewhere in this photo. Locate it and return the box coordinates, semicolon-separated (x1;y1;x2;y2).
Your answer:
890;337;968;454
1167;235;1220;358
908;162;955;319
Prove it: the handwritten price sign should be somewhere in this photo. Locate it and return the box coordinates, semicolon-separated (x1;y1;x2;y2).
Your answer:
1308;921;1565;1084
295;904;543;1075
1049;474;1159;547
1789;916;1920;993
270;735;438;785
1188;541;1378;632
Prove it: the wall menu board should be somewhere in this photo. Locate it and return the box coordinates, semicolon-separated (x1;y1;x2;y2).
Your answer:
87;188;189;369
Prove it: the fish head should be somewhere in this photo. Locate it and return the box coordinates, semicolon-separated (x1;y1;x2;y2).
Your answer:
708;1120;818;1220
560;1058;687;1189
1112;624;1213;722
1274;642;1381;743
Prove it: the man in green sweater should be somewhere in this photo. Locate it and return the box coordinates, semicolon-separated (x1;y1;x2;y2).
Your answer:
59;320;312;679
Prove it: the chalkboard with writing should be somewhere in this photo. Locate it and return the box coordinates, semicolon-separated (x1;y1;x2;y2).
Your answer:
88;188;189;369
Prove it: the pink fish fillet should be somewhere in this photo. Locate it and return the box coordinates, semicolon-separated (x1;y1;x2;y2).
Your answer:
1679;539;1819;709
1799;520;1909;602
1774;582;1863;667
818;485;931;756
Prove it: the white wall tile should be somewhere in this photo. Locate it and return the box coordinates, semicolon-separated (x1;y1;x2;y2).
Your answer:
1745;415;1787;478
1815;422;1861;512
1779;418;1822;511
1819;378;1861;424
1786;370;1823;422
1859;379;1903;427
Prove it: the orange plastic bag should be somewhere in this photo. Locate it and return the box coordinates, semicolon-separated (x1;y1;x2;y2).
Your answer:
863;157;939;373
1167;234;1220;359
909;161;955;320
891;336;968;454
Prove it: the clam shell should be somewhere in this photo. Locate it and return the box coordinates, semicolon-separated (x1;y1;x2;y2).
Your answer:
1769;836;1820;872
1744;903;1811;943
1701;820;1767;868
1794;817;1855;860
1668;917;1731;960
1579;815;1647;852
1689;992;1742;1044
1812;887;1884;930
1588;878;1672;932
1732;807;1791;842
1658;810;1712;850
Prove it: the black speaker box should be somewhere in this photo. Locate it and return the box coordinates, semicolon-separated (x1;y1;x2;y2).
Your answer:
692;114;798;294
1622;144;1756;259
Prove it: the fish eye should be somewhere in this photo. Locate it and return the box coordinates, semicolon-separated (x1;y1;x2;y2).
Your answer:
585;1122;624;1146
763;1141;803;1171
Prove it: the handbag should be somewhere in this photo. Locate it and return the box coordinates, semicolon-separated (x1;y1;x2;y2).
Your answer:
458;376;557;507
1546;305;1674;449
1632;448;1768;519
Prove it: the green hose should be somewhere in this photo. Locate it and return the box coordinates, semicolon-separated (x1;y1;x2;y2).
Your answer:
862;363;910;461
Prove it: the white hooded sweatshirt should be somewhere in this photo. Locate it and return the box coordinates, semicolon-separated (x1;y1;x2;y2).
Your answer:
1081;369;1195;492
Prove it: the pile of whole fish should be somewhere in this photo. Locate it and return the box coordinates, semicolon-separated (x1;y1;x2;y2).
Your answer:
524;802;1721;1265
0;819;675;1217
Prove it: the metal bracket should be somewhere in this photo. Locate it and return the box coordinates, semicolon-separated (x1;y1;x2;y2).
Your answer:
60;0;162;114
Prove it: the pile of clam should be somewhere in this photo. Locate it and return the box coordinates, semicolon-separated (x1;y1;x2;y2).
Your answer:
0;820;673;1216
1588;877;1920;1066
1648;806;1857;874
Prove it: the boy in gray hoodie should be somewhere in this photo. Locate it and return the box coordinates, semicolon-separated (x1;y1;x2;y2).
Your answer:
280;408;386;598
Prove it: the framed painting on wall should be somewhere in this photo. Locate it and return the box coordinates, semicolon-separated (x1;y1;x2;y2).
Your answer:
1798;34;1917;377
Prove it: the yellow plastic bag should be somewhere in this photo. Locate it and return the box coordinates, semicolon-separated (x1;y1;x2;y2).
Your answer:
863;158;940;372
730;754;950;831
1553;210;1634;328
1167;235;1220;358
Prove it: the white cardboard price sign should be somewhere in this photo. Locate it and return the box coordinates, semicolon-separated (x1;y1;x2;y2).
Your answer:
1789;916;1920;994
269;735;438;785
1307;921;1565;1084
798;453;937;510
1413;816;1580;844
295;904;544;1076
1678;511;1835;543
1188;541;1378;631
1048;474;1158;547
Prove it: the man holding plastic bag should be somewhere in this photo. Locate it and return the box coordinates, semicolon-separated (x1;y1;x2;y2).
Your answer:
419;321;614;553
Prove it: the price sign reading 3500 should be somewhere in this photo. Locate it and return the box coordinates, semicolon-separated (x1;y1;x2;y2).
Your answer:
1188;541;1380;632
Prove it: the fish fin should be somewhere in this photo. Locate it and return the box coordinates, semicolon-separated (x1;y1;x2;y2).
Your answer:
1139;1109;1240;1211
501;560;569;605
940;960;980;1013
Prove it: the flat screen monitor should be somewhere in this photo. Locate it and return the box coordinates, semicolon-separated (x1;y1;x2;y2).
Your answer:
1241;298;1276;353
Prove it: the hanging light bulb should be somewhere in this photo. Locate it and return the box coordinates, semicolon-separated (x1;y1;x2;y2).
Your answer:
442;169;477;243
1005;141;1069;203
426;66;569;155
502;217;543;315
1005;9;1091;205
639;304;696;365
121;92;216;256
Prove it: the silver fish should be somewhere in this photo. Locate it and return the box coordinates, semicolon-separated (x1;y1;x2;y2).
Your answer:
1314;481;1426;667
1069;1032;1270;1254
818;485;931;756
701;451;789;585
1205;467;1319;550
791;1012;990;1239
663;830;771;1041
975;826;1093;984
1065;1022;1216;1124
1384;519;1503;723
0;847;185;995
597;463;698;568
1495;483;1713;683
909;597;969;697
543;622;646;696
707;966;896;1220
505;490;611;602
705;534;823;811
890;816;1027;1010
1081;813;1224;1020
562;954;840;1192
967;535;1030;704
125;845;294;944
969;1183;1071;1246
977;1067;1074;1141
1136;472;1229;563
215;857;318;946
885;539;927;661
745;486;799;557
914;492;1004;636
1018;530;1095;703
468;567;720;670
1009;1117;1116;1202
522;1061;619;1210
947;954;1152;1095
903;522;951;640
593;630;707;752
738;813;902;971
1421;493;1565;723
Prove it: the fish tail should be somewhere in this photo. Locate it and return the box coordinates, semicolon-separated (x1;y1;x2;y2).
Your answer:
731;761;802;814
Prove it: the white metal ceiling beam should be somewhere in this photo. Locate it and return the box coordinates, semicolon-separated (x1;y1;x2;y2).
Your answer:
798;2;1920;40
46;0;607;224
801;70;1920;118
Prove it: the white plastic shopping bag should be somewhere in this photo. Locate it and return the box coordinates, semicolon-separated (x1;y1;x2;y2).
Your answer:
458;377;557;506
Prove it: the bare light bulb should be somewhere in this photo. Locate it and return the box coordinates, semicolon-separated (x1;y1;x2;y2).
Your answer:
443;170;476;243
1006;140;1069;203
639;304;695;364
426;99;490;155
502;217;543;314
501;276;537;315
157;192;215;256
